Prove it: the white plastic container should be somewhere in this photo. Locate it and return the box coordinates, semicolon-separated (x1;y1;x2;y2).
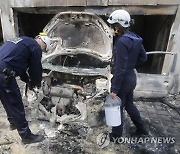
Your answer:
104;95;122;126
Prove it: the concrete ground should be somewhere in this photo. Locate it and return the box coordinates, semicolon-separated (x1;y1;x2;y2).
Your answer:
0;80;179;154
124;97;180;154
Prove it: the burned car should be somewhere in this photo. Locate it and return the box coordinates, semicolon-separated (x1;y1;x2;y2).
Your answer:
24;11;175;126
24;12;113;126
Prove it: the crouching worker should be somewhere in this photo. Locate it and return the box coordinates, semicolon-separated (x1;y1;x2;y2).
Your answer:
0;33;50;144
107;10;148;140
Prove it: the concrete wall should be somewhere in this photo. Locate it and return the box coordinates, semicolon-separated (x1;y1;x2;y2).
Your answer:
9;0;180;7
1;0;180;41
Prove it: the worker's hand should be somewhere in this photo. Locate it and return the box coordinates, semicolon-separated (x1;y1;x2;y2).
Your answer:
27;82;34;90
36;82;41;89
110;92;117;99
20;73;30;83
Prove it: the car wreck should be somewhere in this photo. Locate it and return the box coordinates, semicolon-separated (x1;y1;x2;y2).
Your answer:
24;12;113;127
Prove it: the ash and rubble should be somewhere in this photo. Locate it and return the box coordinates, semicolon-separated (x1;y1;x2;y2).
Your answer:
0;80;179;154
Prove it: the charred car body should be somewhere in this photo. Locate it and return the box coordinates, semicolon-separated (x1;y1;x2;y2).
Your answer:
25;12;113;125
24;11;176;125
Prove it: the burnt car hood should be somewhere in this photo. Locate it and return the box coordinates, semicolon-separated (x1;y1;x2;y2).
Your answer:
43;11;113;61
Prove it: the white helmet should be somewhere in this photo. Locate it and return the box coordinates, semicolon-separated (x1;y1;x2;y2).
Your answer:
107;10;131;28
38;32;51;50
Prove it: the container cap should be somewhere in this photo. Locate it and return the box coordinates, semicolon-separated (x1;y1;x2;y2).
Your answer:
105;95;122;107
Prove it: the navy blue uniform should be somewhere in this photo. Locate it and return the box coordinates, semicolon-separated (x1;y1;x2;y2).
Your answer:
0;36;42;138
111;31;147;137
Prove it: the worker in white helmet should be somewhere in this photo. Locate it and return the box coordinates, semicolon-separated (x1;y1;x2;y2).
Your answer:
35;32;51;52
107;9;148;142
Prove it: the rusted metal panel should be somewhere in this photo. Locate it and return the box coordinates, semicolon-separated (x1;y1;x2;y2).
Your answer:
85;6;177;16
0;8;16;41
109;0;180;5
162;6;180;74
123;6;177;15
35;0;67;6
12;0;87;7
109;0;158;5
87;0;108;6
10;0;180;7
66;0;86;6
158;0;180;5
11;0;35;7
13;5;178;15
12;0;67;7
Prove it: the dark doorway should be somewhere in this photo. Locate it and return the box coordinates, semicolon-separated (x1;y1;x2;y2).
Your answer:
131;15;175;74
17;12;54;38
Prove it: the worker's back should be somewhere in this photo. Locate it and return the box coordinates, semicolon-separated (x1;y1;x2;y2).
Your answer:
0;36;42;86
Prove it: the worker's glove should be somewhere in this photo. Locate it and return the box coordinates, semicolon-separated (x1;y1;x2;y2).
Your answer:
27;82;35;90
20;73;30;83
36;82;41;88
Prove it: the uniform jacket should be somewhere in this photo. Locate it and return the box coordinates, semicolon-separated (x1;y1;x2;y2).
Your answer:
0;36;42;86
111;31;147;94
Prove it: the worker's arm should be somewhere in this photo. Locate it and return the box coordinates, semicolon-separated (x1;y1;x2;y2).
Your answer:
20;72;29;83
137;44;147;65
111;38;129;94
28;45;42;87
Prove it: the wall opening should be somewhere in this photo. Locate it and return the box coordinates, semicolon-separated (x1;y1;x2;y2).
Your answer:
17;12;54;38
128;15;175;74
17;12;175;74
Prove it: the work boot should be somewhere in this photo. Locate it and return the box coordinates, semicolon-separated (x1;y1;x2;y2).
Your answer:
9;124;16;131
136;128;149;135
109;133;122;144
131;128;149;137
22;133;45;144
